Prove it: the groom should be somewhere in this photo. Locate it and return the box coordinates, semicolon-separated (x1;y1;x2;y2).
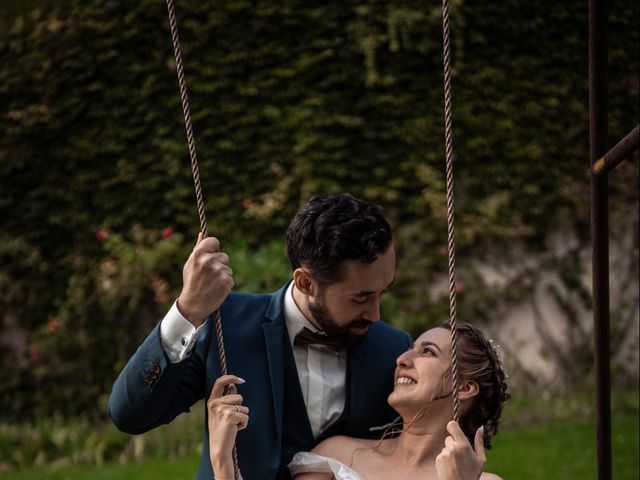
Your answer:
109;193;411;480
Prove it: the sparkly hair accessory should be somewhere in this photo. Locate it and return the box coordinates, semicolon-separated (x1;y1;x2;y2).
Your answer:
488;339;509;379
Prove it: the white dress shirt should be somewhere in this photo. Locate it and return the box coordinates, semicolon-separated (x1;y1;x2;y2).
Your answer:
159;281;347;438
159;301;206;362
283;281;347;437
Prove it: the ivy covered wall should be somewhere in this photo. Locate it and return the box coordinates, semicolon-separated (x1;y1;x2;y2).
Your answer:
0;0;637;418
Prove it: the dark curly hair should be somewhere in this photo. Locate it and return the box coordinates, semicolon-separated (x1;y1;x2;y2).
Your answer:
439;321;510;449
286;193;392;285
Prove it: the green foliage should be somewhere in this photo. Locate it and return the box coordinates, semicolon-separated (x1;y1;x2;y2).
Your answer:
0;0;638;418
0;224;290;419
229;240;290;293
0;405;205;473
0;226;187;419
0;404;204;472
0;415;129;469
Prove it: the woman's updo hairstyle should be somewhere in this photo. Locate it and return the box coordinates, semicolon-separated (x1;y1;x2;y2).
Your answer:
439;321;510;449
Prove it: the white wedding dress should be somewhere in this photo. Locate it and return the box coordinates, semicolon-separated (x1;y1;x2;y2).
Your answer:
289;452;364;480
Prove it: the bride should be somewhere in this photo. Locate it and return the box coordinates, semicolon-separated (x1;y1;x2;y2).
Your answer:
207;321;509;480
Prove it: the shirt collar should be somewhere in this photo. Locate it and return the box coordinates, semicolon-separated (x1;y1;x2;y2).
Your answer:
284;280;324;346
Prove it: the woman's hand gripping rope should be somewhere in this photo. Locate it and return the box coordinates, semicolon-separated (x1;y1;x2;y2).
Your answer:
436;420;485;480
208;375;248;479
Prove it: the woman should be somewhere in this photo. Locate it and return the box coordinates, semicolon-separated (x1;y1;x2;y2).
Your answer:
207;322;509;480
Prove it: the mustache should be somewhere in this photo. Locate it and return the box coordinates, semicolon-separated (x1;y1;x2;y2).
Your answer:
348;319;374;329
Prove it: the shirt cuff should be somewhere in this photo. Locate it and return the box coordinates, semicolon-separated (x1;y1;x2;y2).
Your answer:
160;301;207;363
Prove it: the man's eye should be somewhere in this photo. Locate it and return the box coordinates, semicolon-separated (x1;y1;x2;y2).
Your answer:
351;298;368;305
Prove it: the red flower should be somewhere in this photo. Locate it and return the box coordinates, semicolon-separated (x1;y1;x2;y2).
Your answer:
96;230;109;242
242;198;253;209
48;318;60;334
454;282;465;295
29;347;39;362
161;227;173;239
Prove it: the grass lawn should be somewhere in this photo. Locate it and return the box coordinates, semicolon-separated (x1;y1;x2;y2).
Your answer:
1;455;201;480
5;410;637;480
486;411;638;479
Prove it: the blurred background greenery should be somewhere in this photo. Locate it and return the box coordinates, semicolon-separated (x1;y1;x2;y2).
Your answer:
0;0;638;478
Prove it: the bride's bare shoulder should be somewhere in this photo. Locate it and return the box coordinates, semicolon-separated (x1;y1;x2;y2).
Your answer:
312;436;378;463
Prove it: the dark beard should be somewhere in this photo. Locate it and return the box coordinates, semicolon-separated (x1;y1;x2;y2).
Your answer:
308;295;371;350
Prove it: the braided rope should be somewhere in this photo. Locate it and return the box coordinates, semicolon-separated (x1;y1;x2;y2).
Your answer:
441;0;462;423
166;0;208;237
165;1;239;477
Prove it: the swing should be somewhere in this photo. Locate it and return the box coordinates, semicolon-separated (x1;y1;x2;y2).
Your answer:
164;0;464;477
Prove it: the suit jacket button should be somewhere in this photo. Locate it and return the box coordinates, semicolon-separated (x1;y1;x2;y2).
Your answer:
152;364;161;374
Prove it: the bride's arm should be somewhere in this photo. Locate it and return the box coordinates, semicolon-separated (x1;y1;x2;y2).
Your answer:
207;375;248;480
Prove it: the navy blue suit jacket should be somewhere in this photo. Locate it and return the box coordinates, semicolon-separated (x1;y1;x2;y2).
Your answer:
109;282;411;479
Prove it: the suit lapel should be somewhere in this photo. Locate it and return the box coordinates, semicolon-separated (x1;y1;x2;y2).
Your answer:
261;282;290;449
345;341;369;430
263;321;285;445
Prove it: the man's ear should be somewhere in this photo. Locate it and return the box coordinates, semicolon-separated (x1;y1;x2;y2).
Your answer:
293;268;316;296
458;380;480;401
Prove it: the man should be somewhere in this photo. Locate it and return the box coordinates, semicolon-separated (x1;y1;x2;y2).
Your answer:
109;193;411;480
